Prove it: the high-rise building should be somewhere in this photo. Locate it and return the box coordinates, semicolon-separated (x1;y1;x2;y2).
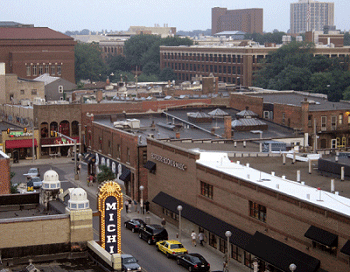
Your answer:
211;7;263;36
290;0;334;34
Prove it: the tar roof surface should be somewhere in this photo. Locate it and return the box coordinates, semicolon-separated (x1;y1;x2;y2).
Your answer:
248;92;350;111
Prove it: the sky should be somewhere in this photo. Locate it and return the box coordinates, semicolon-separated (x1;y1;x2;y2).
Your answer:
1;0;349;34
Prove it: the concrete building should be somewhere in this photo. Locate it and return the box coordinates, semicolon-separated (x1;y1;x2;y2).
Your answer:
212;7;263;35
290;0;334;34
147;139;350;271
129;24;176;38
160;43;350;87
0;25;76;83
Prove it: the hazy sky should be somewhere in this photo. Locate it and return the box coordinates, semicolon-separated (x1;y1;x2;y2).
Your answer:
1;0;349;33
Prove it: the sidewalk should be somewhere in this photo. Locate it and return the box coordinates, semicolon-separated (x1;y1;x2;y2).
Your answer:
11;157;251;272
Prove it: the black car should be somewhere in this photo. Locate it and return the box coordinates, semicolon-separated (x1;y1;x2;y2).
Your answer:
176;253;210;272
138;224;168;245
121;254;142;272
124;218;146;233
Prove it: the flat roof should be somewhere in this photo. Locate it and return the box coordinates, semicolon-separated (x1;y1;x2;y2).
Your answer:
196;152;350;217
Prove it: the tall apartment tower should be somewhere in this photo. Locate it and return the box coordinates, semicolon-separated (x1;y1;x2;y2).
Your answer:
211;7;263;36
290;0;334;34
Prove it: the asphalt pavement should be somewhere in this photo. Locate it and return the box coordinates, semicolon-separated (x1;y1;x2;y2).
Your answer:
10;157;251;272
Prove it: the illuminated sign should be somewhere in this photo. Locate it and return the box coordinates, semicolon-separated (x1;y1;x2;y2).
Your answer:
98;181;123;254
151;152;187;171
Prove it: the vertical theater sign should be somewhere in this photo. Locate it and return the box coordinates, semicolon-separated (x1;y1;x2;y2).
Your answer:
98;180;123;254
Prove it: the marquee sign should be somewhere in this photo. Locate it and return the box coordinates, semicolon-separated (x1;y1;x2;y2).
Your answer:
98;180;123;254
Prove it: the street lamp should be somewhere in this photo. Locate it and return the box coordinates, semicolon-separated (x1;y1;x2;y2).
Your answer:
139;185;144;214
177;205;183;242
225;231;232;270
289;263;297;272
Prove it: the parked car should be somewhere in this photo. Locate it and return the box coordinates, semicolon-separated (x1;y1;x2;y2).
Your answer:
156;240;188;259
121;254;142;272
124;218;146;233
138;224;168;245
30;177;43;189
176;253;211;272
23;168;40;180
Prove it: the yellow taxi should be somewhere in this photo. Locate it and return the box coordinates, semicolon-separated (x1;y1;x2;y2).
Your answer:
156;240;188;258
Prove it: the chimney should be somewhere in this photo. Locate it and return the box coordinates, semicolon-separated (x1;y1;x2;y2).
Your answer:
224;116;232;139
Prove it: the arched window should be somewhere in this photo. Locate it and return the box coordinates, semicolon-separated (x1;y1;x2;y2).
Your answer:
59;120;70;137
71;121;79;137
40;122;49;138
50;122;58;137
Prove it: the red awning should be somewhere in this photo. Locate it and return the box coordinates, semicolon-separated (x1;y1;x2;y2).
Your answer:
6;139;38;149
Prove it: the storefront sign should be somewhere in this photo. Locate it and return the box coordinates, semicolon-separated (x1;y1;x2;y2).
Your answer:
151;152;187;171
9;131;33;137
98;181;123;254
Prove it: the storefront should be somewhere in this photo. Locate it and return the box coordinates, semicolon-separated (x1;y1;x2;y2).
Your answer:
3;129;40;161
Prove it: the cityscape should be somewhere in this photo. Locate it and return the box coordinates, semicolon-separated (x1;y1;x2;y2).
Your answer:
1;1;350;272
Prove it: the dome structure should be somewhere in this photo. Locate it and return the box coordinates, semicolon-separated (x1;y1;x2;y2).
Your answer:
42;170;61;190
68;188;89;210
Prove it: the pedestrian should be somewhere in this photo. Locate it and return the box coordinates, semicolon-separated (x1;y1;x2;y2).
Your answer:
198;231;204;246
161;218;166;228
88;174;93;186
191;230;197;247
125;200;129;213
145;200;150;213
77;164;81;174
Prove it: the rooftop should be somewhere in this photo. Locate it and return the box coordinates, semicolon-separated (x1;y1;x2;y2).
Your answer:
0;27;73;40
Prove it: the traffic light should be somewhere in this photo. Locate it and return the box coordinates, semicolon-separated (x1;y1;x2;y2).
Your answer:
7;128;10;134
55;132;58;137
24;127;27;133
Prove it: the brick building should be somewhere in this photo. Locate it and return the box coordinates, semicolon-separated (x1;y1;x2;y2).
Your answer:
0;151;10;195
0;26;76;83
147;138;350;272
230;91;350;151
212;7;263;35
159;44;350;87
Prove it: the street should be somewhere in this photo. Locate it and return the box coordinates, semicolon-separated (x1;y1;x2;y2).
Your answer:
10;161;187;272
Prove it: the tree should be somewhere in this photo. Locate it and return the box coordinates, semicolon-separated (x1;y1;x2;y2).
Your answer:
142;62;160;75
106;54;130;74
75;42;107;83
97;165;116;184
159;67;176;81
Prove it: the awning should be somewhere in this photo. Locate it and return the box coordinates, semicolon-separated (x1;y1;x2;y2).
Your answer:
152;191;252;250
246;232;320;272
84;153;96;164
304;225;338;247
119;169;131;182
5;139;37;149
340;240;350;256
144;161;156;172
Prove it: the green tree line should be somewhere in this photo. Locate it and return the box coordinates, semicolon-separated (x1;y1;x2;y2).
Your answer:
75;34;193;84
253;42;350;102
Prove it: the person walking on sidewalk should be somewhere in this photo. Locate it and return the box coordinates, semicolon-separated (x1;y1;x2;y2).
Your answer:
198;231;205;246
125;200;129;213
161;218;166;228
191;230;197;247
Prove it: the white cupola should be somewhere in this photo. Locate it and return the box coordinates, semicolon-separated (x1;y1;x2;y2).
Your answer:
42;170;61;190
68;188;89;210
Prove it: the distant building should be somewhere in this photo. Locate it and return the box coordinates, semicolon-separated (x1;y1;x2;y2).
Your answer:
129;24;176;38
0;23;76;83
211;7;263;35
290;0;334;34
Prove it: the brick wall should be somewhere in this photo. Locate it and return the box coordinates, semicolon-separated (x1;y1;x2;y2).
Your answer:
230;93;263;116
0;157;10;194
273;103;302;129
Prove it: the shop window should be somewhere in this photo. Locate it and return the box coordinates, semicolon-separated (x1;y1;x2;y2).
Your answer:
231;244;240;261
209;233;217;249
244;252;253;268
162;207;179;220
249;201;266;222
219;237;226;253
312;241;337;256
200;181;213;199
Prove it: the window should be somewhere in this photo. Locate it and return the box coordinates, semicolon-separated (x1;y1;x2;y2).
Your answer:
231;244;240;261
321;116;327;131
331;116;336;130
126;147;130;163
282;113;286;125
32;65;37;76
209;233;217;248
200;181;213;199
162;207;178;220
249;201;266;222
26;65;31;76
20;90;25;95
51;66;55;75
58;85;64;93
31;89;37;95
45;65;49;74
39;65;43;75
117;144;121;159
312;241;337;256
339;113;343;125
142;150;147;164
219;237;226;253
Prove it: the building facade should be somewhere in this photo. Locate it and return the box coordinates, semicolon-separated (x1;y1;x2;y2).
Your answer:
147;139;350;272
212;7;263;35
0;26;76;83
290;0;334;34
160;44;350;87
